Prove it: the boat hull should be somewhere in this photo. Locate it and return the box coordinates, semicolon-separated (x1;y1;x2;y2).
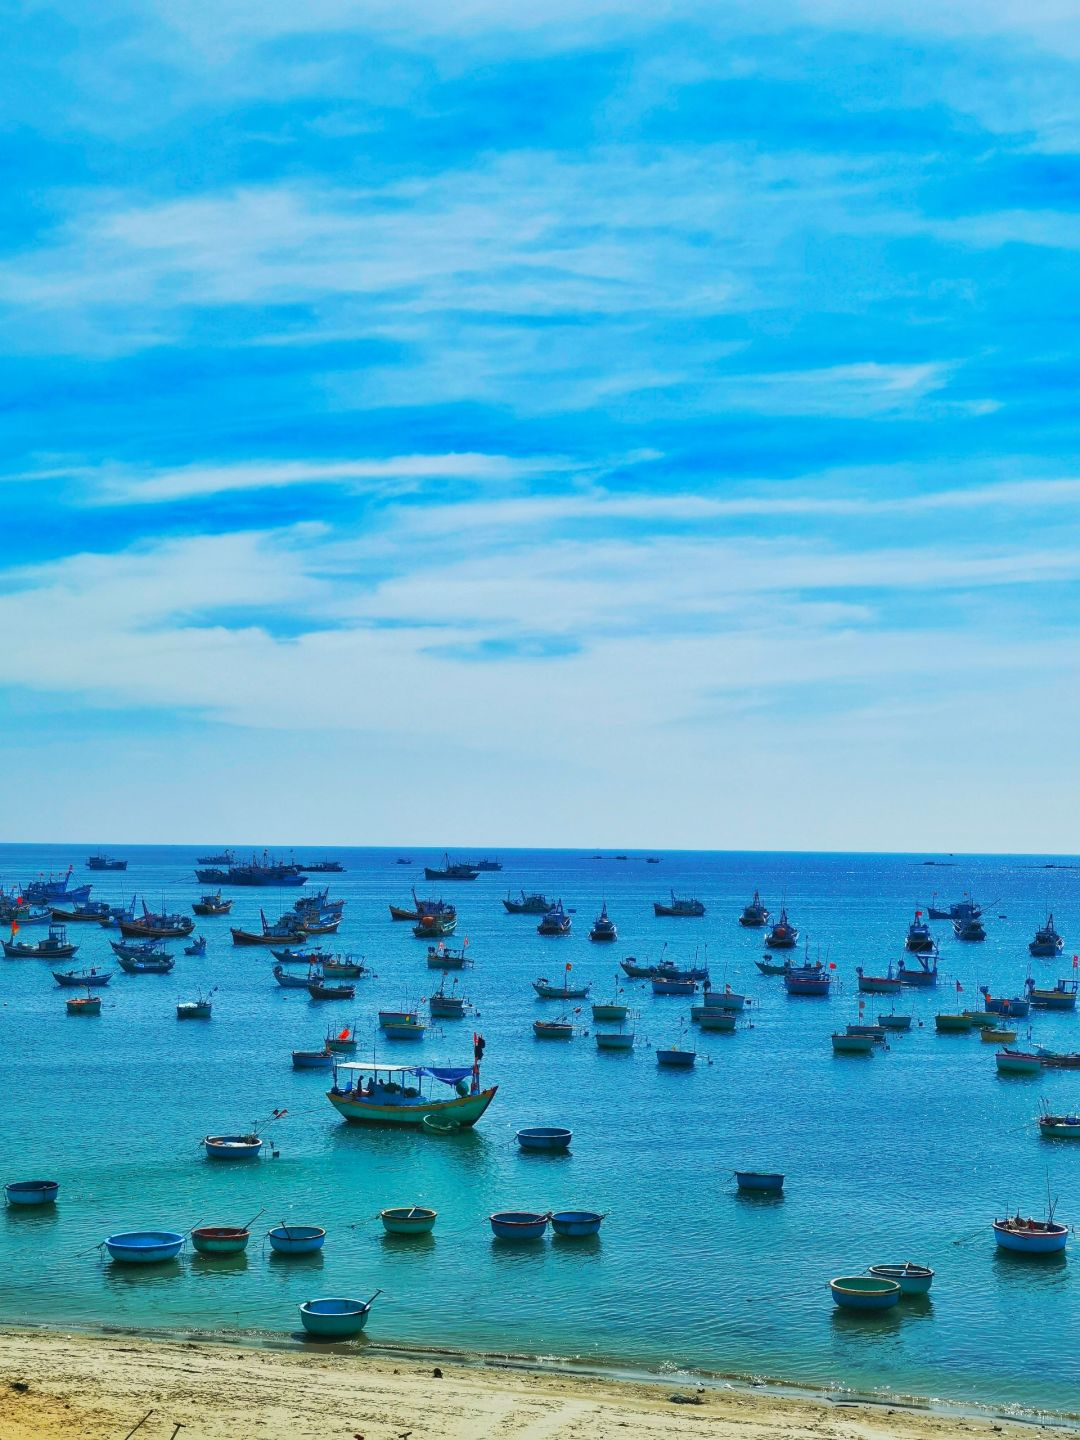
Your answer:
995;1050;1043;1074
830;1277;901;1310
735;1171;784;1193
993;1221;1068;1253
268;1225;326;1255
489;1211;548;1240
656;1049;695;1066
299;1299;372;1337
595;1031;634;1049
832;1033;874;1053
4;1181;58;1206
327;1085;497;1128
551;1210;603;1237
380;1207;437;1235
106;1231;184;1264
191;1226;251;1255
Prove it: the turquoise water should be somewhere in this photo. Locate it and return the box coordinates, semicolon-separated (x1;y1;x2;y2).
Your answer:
2;845;1079;1414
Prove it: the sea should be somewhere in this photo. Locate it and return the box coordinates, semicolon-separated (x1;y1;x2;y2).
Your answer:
1;844;1078;1417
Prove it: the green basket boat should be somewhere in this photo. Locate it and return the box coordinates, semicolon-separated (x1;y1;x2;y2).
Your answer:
191;1225;251;1256
380;1205;438;1235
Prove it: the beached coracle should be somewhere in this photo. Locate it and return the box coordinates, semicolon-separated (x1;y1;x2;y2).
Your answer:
299;1293;379;1337
829;1276;901;1310
379;1206;437;1235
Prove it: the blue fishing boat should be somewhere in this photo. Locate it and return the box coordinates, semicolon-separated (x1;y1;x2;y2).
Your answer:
503;890;550;914
905;910;935;952
765;907;798;949
652;976;696;996
429;976;471;1019
537;900;572;935
489;1211;549;1240
995;1048;1043;1075
116;952;174;975
272;946;326;964
533;966;589;999
980;987;1030;1018
4;923;79;960
192;891;232;916
120;903;194;939
738;890;769;927
299;1294;380;1337
832;1031;874;1053
184;935;207;957
105;1231;184;1263
656;1046;696;1067
927;895;981;921
203;1134;263;1160
878;1013;912;1030
22;869;92;905
735;1171;784;1193
993;1213;1068;1253
516;1126;572;1151
595;1029;634;1050
51;900;111;924
426;941;471;970
654;891;705;918
829;1276;901;1310
550;1211;603;1237
53;967;111;987
274;964;317;988
268;1224;326;1255
784;961;831;996
383;1018;427;1040
953;914;986;941
4;1180;58;1206
897;953;938;987
1030;914;1064;957
589;903;617;942
111;938;172;961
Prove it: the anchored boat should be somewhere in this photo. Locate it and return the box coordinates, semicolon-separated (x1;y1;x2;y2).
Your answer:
905;911;935;952
589;903;617;942
738;890;769;927
537;901;572;936
993;1212;1068;1253
327;1044;495;1129
192;891;232;916
503;890;550;914
1025;976;1078;1011
4;923;79;960
765;907;798;949
653;891;705;918
1030;914;1064;957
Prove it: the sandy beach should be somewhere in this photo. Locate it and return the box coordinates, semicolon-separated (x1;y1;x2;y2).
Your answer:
0;1327;1060;1440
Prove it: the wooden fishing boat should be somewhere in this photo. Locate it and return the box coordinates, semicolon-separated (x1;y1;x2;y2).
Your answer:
735;1171;784;1193
66;994;101;1016
653;891;705;918
384;1018;427;1040
429;977;470;1018
537;901;572;936
953;915;986;941
51;900;111;923
308;980;355;1000
326;1053;497;1129
271;946;326;964
738;891;769;927
651;976;696;996
534;1019;575;1039
116;953;175;974
1038;1108;1080;1139
619;956;655;978
927;895;981;922
935;1013;973;1032
426;942;471;970
111;938;173;962
293;1048;334;1069
963;1010;998;1028
274;964;317;988
905;910;935;952
1029;913;1064;957
897;953;938;987
503;890;550;914
533;968;589;999
297;915;341;936
878;1013;911;1030
120;903;194;939
831;1031;874;1053
784;961;831;996
183;935;206;956
192;892;232;916
697;1011;736;1032
589;903;617;942
53;967;110;987
867;1262;933;1295
322;958;365;979
380;1206;437;1235
86;854;127;871
389;904;419;922
296;858;345;873
1035;1048;1080;1069
105;1231;184;1263
829;1276;900;1310
981;1027;1017;1043
656;1046;696;1067
755;955;790;976
516;1126;572;1152
705;988;746;1011
326;1027;357;1052
856;965;902;994
230;909;305;946
980;987;1030;1018
413;911;457;938
191;1225;251;1256
4;923;78;960
765;907;798;948
299;1294;378;1337
1026;977;1078;1011
995;1049;1043;1075
993;1213;1068;1253
591;994;628;1022
177;993;213;1019
203;1133;263;1160
424;854;480;881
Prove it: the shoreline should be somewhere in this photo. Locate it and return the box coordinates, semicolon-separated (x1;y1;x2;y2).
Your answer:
0;1321;1075;1437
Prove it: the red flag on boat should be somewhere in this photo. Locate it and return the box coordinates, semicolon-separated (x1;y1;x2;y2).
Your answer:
828;962;836;969
1074;955;1078;969
565;962;572;971
338;1028;350;1041
464;936;469;947
956;980;963;993
10;920;17;935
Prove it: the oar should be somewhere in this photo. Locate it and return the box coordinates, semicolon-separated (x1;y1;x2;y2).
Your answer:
241;1207;266;1233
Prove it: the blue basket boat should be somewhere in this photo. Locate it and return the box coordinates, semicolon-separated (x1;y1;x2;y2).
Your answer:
516;1126;572;1152
489;1211;549;1240
829;1275;901;1310
299;1293;380;1338
867;1262;934;1295
105;1231;185;1263
993;1215;1068;1253
656;1048;696;1067
735;1171;784;1194
292;1049;334;1070
268;1224;326;1255
550;1210;603;1237
203;1134;263;1160
5;1180;59;1206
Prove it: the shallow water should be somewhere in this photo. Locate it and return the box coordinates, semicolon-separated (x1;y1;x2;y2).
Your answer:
1;844;1078;1413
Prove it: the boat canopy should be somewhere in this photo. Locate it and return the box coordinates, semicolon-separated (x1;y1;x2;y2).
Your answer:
334;1062;472;1085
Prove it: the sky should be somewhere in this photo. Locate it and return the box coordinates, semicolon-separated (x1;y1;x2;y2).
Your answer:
3;1;1080;851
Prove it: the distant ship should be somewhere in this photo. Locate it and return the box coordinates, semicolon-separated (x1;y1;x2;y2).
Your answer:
86;854;127;872
738;890;769;927
196;850;235;866
296;859;345;873
503;890;551;914
424;854;480;881
194;850;306;887
653;891;705;918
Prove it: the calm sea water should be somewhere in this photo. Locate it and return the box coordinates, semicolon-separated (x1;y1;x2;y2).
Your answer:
1;845;1078;1413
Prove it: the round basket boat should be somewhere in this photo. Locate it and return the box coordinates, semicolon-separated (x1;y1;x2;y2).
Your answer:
5;1180;59;1207
735;1171;784;1193
489;1211;549;1240
105;1230;185;1264
299;1295;377;1338
422;1115;463;1137
867;1262;934;1295
203;1134;263;1161
380;1206;437;1236
268;1224;326;1255
516;1126;572;1152
191;1225;251;1256
550;1210;603;1237
829;1275;901;1311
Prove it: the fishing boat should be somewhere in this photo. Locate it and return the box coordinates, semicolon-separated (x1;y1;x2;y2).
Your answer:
866;1263;934;1296
413;910;458;939
653;891;705;918
735;1171;784;1193
327;1043;495;1128
905;911;935;951
4;1180;59;1206
993;1212;1068;1253
533;964;590;1000
322;957;365;980
53;967;111;987
829;1276;900;1311
981;1027;1017;1044
1038;1105;1080;1139
308;980;355;1000
738;890;769;927
4;923;78;959
755;954;790;976
979;987;1030;1018
273;964;316;989
765;908;798;949
86;854;127;871
395;858;412;866
595;1028;634;1050
935;1012;973;1032
847;1023;886;1042
177;990;214;1019
503;890;550;914
927;896;982;921
296;914;340;936
963;1010;999;1029
652;975;696;996
469;858;503;872
784;960;831;996
995;1048;1044;1075
426;941;471;970
203;1133;263;1160
230;910;305;946
66;994;101;1016
0;901;51;927
184;935;206;956
429;977;471;1019
489;1211;549;1240
878;1013;912;1030
382;1016;427;1040
656;1046;696;1067
293;1048;334;1069
831;1031;874;1053
120;903;194;939
424;853;480;881
589;903;617;942
192;892;232;916
296;859;345;873
856;964;902;994
299;1295;378;1337
954;915;986;941
897;953;938;987
117;953;175;975
21;869;92;905
389;903;419;921
199;851;306;888
271;946;326;964
537;900;572;936
51;900;111;923
111;938;174;962
533;1018;575;1039
697;1011;736;1032
1026;976;1078;1011
267;1224;325;1254
1029;914;1064;957
591;983;628;1022
196;850;235;867
1034;1047;1080;1069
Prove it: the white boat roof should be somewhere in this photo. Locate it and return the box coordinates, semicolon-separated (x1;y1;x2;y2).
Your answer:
335;1062;418;1074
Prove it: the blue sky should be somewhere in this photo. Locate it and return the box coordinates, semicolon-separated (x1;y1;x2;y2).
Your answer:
4;1;1080;849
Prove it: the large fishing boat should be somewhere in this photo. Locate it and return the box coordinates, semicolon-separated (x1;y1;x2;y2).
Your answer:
897;953;939;987
230;909;306;946
296;859;345;873
1029;914;1064;957
589;903;617;942
413;909;457;938
423;853;480;881
905;911;935;951
738;891;769;927
3;923;78;959
927;895;981;921
196;850;235;866
51;900;111;924
119;903;194;939
86;854;127;871
653;891;705;918
502;890;550;914
537;900;572;935
195;851;306;887
953;914;986;942
22;869;92;905
326;1039;495;1128
192;891;232;916
765;907;799;949
856;964;902;994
